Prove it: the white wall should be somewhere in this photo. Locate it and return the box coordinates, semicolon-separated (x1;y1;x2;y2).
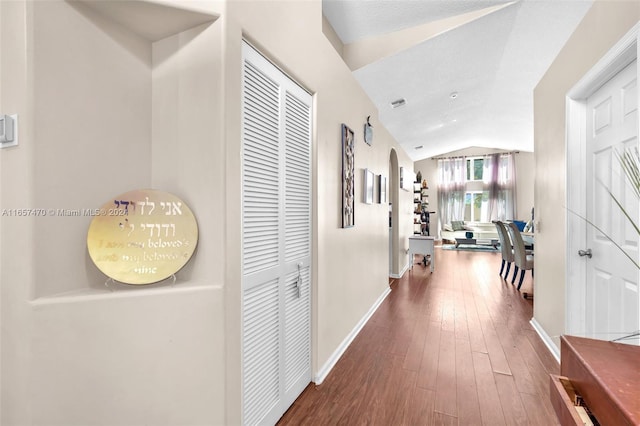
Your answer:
414;147;535;236
533;0;640;349
1;1;415;424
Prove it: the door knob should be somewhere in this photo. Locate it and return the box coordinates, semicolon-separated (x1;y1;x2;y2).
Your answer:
578;248;592;258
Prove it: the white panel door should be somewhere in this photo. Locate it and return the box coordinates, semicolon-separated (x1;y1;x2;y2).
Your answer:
241;42;312;426
584;60;639;343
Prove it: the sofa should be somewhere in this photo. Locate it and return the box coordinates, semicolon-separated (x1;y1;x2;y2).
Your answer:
440;221;499;243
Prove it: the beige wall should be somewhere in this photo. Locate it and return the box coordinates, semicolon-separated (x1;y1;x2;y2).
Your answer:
1;1;226;424
224;1;414;422
1;1;33;421
1;0;414;424
414;147;535;237
533;0;640;349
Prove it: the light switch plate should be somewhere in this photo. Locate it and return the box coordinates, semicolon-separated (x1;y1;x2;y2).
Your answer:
0;114;18;148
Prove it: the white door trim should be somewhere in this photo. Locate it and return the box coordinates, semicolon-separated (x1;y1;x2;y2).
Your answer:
565;22;640;337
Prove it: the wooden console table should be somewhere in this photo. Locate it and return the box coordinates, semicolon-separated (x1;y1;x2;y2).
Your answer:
550;335;640;425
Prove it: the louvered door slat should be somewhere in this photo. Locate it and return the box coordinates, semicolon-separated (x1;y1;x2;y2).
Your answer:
285;92;311;263
284;267;310;390
242;279;280;426
282;90;311;395
243;57;280;277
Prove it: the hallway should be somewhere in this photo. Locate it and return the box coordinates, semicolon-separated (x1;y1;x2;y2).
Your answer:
278;248;559;425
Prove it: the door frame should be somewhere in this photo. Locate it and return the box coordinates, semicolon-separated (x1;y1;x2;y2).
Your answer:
565;23;640;336
389;148;400;277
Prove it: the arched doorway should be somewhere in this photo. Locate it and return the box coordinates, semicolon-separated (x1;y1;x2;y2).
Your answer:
389;149;400;277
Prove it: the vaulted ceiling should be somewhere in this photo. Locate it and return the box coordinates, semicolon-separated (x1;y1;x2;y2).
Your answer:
323;0;593;160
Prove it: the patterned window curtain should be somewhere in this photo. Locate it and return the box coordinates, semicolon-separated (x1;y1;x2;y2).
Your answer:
482;153;517;221
437;157;466;234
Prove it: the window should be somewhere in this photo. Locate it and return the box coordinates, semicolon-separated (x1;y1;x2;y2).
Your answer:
464;191;488;222
466;157;484;181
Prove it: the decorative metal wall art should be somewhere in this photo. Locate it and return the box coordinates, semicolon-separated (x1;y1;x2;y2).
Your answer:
378;175;387;203
87;189;198;285
342;124;355;228
364;169;374;204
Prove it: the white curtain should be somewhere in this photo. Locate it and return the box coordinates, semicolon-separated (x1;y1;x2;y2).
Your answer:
482;153;517;221
437;158;466;232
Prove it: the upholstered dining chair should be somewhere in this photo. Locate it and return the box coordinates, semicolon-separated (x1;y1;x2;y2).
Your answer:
506;222;534;291
494;221;514;279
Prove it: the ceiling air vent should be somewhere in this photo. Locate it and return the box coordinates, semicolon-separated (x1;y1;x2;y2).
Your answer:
390;98;406;108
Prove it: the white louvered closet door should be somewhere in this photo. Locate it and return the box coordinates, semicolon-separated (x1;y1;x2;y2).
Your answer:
241;41;312;426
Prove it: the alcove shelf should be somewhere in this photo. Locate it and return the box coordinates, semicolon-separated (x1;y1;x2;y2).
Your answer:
78;0;218;42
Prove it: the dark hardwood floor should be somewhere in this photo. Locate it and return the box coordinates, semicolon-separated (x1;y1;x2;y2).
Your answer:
278;247;559;425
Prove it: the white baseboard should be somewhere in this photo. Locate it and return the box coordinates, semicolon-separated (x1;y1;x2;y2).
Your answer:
313;286;392;384
390;261;410;279
530;317;560;363
399;261;409;277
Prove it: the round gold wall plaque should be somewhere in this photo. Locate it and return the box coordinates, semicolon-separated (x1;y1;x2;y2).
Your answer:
87;189;198;285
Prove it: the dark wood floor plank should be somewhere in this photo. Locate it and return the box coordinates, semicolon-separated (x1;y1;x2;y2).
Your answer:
403;314;429;371
473;292;513;376
453;267;470;340
515;333;560;423
388;318;416;357
523;329;560;374
473;351;507;426
454;307;470;341
404;387;436;426
521;389;561;426
416;320;442;390
342;351;392;425
463;290;488;354
441;293;456;333
516;332;557;393
376;354;417;425
494;372;529;425
455;337;482;426
481;324;513;376
497;326;540;396
429;288;445;324
433;411;458;426
277;249;560;426
434;330;457;417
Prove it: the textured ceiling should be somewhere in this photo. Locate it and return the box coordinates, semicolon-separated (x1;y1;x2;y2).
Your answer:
323;0;593;160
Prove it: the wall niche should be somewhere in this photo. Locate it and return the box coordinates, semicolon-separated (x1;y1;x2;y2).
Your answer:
31;0;218;299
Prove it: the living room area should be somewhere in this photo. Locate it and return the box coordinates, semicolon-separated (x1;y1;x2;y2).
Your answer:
413;147;535;247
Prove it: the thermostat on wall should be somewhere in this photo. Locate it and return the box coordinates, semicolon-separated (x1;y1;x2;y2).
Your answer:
0;114;18;148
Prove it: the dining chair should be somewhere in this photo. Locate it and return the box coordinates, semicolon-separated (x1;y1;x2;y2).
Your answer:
494;221;514;279
506;222;534;291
